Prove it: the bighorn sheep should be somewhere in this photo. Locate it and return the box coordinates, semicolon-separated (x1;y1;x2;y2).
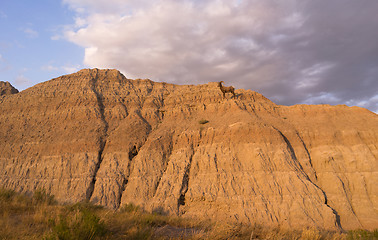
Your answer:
218;81;236;98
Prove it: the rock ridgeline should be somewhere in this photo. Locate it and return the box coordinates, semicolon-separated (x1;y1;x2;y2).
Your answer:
0;69;377;231
0;81;19;96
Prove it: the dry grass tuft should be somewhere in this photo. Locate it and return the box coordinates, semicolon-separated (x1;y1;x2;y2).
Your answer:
0;187;377;239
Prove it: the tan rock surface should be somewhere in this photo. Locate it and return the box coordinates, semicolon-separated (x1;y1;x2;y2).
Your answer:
0;69;377;230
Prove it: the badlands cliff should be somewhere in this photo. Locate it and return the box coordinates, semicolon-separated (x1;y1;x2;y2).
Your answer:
0;69;377;231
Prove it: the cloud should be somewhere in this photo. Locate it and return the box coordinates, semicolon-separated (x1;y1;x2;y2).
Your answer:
14;74;31;86
51;35;61;41
62;0;378;113
23;28;39;38
0;11;7;19
346;94;378;113
0;53;5;70
0;53;12;72
41;63;82;74
41;65;59;71
61;64;82;73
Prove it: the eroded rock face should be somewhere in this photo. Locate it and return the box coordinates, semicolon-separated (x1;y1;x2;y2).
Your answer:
0;81;19;96
0;69;377;230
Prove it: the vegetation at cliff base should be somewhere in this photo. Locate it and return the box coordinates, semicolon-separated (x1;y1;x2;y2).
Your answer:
0;188;377;239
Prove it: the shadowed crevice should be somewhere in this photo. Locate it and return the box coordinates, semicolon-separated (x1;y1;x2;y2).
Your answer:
153;137;174;197
274;127;344;230
86;74;109;201
295;131;318;180
335;175;362;229
116;145;140;208
321;190;344;231
177;150;194;215
274;128;305;174
116;109;154;208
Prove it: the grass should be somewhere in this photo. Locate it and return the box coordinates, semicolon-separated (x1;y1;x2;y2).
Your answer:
44;203;107;240
0;187;377;239
347;229;378;240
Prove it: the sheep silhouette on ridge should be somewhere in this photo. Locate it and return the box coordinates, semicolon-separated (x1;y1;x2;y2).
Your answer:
218;81;236;98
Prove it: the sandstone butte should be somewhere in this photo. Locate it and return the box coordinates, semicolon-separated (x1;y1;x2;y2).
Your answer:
0;69;377;231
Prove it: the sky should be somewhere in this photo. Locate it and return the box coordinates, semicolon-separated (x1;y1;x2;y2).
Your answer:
1;0;378;113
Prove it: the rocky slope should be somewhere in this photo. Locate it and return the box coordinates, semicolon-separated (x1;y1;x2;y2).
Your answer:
0;69;377;230
0;81;19;96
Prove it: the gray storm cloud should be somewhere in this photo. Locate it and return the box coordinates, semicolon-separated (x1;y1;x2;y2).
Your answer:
63;0;378;112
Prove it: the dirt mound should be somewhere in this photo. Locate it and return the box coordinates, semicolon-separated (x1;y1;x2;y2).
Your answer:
0;69;377;230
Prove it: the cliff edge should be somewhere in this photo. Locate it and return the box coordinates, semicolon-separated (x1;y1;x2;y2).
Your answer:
0;69;377;230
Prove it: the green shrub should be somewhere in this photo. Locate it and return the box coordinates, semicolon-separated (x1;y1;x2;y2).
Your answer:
138;213;168;228
301;227;322;240
69;202;103;212
120;203;139;213
45;205;107;240
127;227;152;240
347;229;378;240
0;188;15;201
33;188;56;205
